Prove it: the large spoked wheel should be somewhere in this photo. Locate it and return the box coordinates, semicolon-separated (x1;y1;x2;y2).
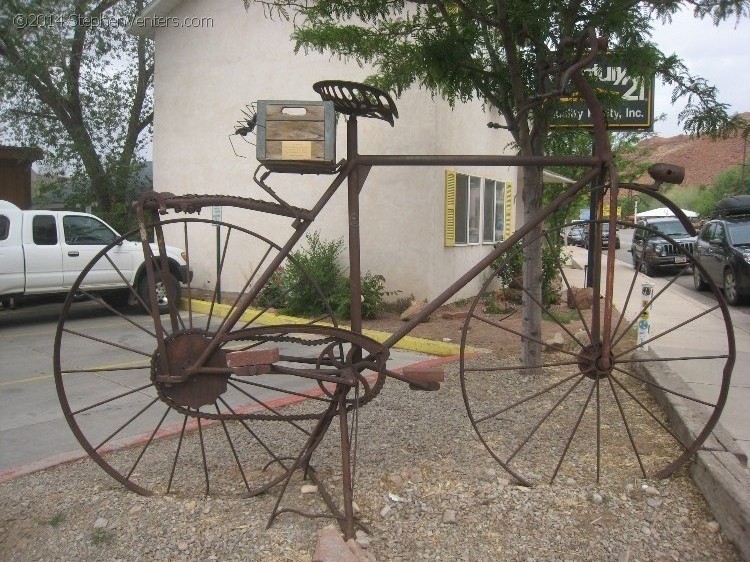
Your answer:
460;220;734;485
53;215;382;498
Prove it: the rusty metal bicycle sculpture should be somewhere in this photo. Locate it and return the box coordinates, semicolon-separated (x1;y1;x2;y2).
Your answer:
53;34;734;540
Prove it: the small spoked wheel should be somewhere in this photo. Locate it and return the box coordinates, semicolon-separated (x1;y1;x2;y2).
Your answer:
460;220;734;485
53;215;387;497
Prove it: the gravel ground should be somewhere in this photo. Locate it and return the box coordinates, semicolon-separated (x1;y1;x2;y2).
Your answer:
0;359;740;561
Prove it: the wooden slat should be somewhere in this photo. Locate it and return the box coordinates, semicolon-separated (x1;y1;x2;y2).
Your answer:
265;121;325;141
265;104;326;121
264;141;326;161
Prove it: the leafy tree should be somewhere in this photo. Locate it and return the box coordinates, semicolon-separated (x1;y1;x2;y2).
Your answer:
250;0;748;367
0;1;153;232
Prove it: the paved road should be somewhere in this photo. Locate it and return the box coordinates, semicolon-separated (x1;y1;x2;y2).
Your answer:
573;231;750;460
0;299;429;476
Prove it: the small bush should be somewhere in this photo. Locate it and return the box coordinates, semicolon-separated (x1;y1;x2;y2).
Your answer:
491;239;569;306
333;272;398;320
281;232;345;317
257;231;396;320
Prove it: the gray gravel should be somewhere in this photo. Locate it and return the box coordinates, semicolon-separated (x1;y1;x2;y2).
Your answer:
0;361;740;561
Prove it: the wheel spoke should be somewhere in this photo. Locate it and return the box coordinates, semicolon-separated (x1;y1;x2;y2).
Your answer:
612;365;717;407
184;221;193;330
71;383;155;416
506;375;586;464
215;403;251;493
197;417;210;495
126;406;171;480
464;359;582;373
62;328;152;357
609;372;690;451
605;375;647;478
550;378;597;483
205;226;235;332
94;397;160;451
517;284;586;348
471;313;585;361
167;415;190;493
227;380;312;436
78;290;159;339
614;305;721;359
229;376;334;404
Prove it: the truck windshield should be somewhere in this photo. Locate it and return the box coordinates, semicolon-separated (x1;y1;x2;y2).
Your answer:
651;220;689;237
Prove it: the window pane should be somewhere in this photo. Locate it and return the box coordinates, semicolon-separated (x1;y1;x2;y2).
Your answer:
455;174;468;245
0;216;9;241
63;215;116;245
469;176;480;243
32;215;58;245
495;182;505;241
483;180;495;242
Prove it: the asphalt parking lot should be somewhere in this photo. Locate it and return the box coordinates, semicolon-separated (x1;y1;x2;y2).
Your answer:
0;298;428;477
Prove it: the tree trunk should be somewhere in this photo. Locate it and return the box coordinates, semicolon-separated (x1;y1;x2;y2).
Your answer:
520;164;544;374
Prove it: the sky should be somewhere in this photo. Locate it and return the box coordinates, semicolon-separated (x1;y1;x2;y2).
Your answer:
651;9;750;137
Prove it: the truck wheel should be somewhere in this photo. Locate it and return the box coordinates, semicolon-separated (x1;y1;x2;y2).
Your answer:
137;269;180;314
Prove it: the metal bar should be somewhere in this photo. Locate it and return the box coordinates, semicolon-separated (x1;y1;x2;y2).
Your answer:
356;154;600;167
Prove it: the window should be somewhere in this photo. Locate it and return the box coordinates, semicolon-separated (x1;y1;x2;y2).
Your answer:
63;215;117;245
0;216;9;241
445;171;507;246
483;179;505;244
32;215;58;245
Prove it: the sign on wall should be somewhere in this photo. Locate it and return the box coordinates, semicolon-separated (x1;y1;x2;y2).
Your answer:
552;62;655;131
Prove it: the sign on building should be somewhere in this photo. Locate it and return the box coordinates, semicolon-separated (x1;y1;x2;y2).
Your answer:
552;62;655;131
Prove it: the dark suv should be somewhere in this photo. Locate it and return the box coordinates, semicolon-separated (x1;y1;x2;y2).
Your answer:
583;222;620;249
693;196;750;305
630;216;695;276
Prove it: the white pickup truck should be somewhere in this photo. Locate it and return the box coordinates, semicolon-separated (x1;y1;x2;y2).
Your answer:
0;200;189;311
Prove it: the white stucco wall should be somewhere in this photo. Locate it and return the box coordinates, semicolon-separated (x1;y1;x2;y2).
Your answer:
147;0;518;302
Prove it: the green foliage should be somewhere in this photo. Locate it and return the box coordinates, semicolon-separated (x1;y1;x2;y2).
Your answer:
281;232;345;317
90;528;114;546
491;240;569;306
662;165;750;217
332;272;398;320
260;231;395;320
46;511;66;527
0;1;154;230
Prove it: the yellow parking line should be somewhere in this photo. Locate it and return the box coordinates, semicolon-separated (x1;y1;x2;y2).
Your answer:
0;359;149;387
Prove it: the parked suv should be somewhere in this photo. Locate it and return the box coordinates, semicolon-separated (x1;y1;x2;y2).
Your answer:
583;222;620;249
693;196;750;305
630;216;694;276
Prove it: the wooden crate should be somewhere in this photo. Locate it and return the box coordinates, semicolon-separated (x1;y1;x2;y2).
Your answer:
256;100;336;173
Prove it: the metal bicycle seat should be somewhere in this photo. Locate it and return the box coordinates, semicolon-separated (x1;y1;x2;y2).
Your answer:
313;80;399;126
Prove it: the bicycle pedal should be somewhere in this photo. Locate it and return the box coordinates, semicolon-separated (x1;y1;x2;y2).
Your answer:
226;347;279;376
403;366;444;391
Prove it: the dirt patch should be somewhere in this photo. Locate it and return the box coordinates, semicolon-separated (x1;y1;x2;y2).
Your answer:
363;297;594;356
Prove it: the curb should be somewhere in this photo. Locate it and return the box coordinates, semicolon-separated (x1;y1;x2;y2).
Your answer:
631;351;750;560
182;298;468;357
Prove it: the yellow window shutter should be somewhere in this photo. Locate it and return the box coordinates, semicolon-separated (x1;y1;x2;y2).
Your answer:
504;183;513;239
445;170;456;247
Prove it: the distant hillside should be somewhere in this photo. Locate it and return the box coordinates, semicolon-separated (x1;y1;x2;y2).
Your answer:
630;113;748;187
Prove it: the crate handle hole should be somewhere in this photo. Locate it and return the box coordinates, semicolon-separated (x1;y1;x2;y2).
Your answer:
281;107;308;116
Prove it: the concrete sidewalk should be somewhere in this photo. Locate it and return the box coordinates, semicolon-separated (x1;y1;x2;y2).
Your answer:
566;245;750;560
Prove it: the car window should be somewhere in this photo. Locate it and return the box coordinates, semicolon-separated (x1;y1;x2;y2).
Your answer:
63;215;117;245
699;223;715;242
726;221;750;246
32;215;58;245
713;223;726;244
0;215;9;241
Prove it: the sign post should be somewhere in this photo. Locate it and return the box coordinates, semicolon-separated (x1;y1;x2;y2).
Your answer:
637;282;655;351
212;206;222;304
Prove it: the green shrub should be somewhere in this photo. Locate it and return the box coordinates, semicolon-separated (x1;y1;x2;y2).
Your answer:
257;231;396;320
281;232;345;317
333;272;398;320
491;239;569;306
